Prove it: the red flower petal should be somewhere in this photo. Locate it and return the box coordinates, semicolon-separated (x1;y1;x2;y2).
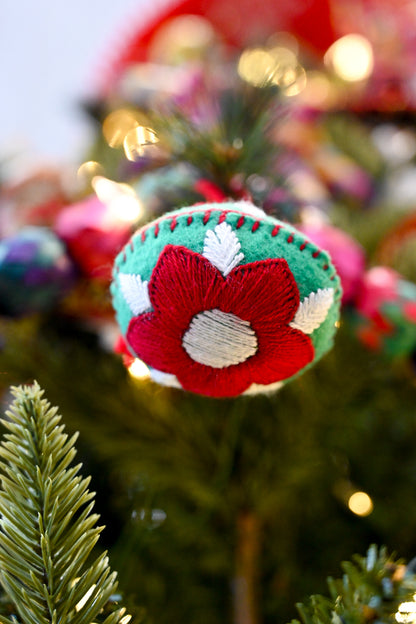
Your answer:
127;312;183;373
224;259;300;326
148;245;225;329
247;326;314;384
126;245;313;397
128;313;253;397
176;359;253;397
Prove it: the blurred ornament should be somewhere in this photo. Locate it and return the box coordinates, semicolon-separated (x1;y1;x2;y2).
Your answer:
111;200;341;397
298;222;366;303
355;266;416;356
376;210;416;279
0;168;69;237
98;0;336;95
0;227;75;317
147;15;220;64
132;164;213;217
54;195;133;283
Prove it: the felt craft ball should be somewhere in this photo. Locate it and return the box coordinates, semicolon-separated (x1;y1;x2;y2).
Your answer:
0;227;75;317
111;201;342;398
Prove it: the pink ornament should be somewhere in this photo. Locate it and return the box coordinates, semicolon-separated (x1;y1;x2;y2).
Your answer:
298;223;365;303
54;196;132;282
355;266;400;319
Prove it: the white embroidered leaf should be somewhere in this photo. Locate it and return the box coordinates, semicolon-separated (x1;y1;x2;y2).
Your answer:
290;288;335;334
203;222;244;276
118;273;151;315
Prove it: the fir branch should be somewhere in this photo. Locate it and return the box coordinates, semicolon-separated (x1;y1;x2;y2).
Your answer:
291;545;416;624
0;382;128;624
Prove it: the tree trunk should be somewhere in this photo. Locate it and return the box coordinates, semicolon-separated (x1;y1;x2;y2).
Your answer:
232;511;262;624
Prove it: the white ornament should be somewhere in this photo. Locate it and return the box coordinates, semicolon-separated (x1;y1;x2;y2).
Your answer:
290;288;335;334
119;273;151;315
203;222;244;276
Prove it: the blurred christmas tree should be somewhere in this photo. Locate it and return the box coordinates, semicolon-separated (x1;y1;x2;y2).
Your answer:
3;2;416;623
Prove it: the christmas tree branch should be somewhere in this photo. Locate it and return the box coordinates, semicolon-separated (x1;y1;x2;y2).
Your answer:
292;545;416;624
0;382;128;624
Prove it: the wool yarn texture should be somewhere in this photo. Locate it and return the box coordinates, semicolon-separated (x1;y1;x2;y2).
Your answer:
111;201;342;398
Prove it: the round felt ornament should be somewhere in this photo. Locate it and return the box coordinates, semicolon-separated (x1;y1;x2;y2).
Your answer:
111;201;342;398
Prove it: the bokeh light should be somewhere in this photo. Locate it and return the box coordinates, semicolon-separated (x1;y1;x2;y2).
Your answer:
348;491;374;516
123;126;159;161
396;595;416;623
92;176;142;223
102;109;142;148
325;34;374;82
128;358;150;380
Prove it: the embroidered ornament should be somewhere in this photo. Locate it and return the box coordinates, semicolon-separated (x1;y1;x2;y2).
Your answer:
111;201;342;397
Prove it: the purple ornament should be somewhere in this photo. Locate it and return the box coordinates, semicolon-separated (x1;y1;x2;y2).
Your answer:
0;227;75;317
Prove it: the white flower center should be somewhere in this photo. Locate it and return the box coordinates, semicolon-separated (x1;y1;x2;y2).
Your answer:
182;309;258;368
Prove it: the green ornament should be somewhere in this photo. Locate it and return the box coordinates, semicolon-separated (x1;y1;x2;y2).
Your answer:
111;201;341;397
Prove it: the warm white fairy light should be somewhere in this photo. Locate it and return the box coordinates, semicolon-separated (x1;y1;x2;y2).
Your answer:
348;491;373;516
396;595;416;623
128;358;150;380
102;109;141;148
123;126;159;161
238;47;277;86
324;34;374;82
92;176;142;224
77;160;103;184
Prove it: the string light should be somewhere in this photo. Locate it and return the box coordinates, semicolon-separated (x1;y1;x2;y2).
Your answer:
76;161;103;185
238;47;278;86
92;176;142;224
348;491;373;516
324;34;374;82
281;66;307;97
128;358;150;380
396;595;416;623
102;109;142;148
123;126;160;161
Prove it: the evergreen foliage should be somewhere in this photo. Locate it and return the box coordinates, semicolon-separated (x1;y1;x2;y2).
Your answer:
293;545;416;624
0;382;127;624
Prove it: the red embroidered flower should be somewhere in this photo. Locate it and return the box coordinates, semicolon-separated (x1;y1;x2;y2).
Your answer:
126;244;314;397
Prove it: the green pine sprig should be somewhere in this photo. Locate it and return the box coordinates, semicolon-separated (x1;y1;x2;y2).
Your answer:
0;382;128;624
292;545;416;624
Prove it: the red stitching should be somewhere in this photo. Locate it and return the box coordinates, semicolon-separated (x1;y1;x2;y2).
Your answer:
330;275;335;281
312;250;320;258
141;230;146;243
122;251;126;262
203;211;211;225
154;223;160;237
287;234;294;243
170;217;177;231
236;216;245;229
323;264;329;270
218;211;227;224
187;216;193;225
252;221;260;232
129;239;135;251
299;242;307;250
271;225;280;237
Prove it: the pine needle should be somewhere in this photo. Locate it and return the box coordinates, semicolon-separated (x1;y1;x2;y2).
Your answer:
0;382;128;624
